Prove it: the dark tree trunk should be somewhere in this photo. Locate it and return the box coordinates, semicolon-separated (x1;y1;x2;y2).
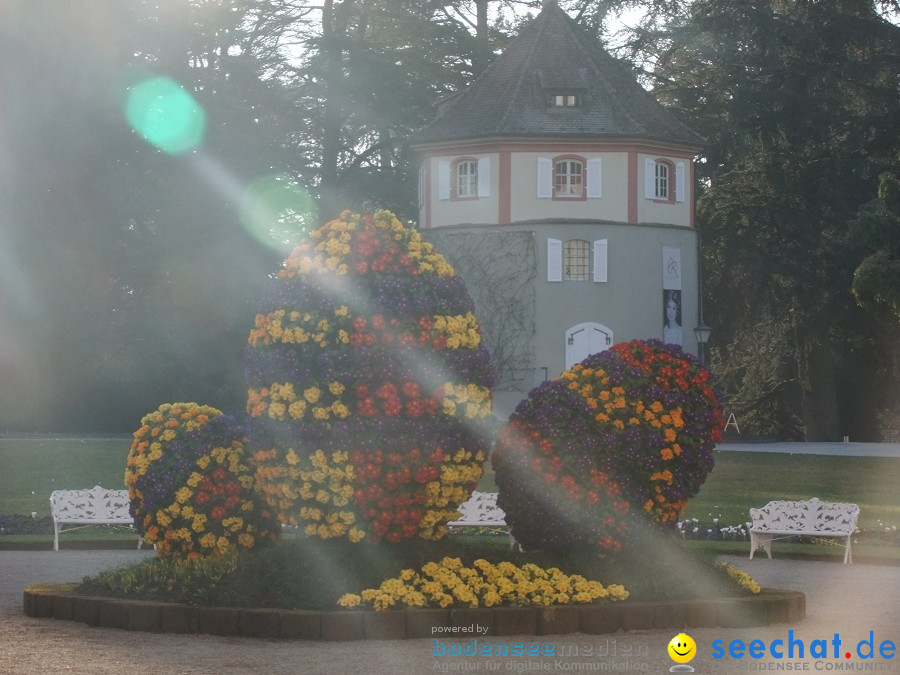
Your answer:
319;0;351;222
795;320;841;441
473;0;490;76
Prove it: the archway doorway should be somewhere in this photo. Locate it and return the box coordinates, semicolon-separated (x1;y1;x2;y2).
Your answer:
565;322;613;369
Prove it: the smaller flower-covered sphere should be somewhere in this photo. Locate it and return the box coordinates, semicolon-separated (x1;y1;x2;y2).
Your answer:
126;403;279;558
492;340;723;552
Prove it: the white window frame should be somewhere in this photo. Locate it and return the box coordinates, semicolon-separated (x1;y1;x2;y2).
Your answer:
548;238;608;283
456;159;478;198
645;158;686;204
553;158;584;199
564;239;591;281
655;161;669;200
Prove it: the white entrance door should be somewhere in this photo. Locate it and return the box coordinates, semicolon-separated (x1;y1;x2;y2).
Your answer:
565;322;613;369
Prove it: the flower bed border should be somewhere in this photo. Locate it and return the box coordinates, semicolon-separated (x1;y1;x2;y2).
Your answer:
23;585;804;640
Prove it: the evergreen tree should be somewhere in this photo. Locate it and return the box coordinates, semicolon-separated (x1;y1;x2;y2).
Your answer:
653;0;900;439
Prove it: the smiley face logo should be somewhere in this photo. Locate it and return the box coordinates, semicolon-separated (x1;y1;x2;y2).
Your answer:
668;633;697;664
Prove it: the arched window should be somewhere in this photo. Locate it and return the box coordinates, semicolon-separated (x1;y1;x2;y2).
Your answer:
453;157;478;199
564;239;591;280
646;158;677;203
655;161;669;200
553;156;585;199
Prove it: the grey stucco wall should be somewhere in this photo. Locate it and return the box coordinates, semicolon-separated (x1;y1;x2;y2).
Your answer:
424;220;699;419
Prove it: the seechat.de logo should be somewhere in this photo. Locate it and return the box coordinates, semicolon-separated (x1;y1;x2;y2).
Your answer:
711;630;896;662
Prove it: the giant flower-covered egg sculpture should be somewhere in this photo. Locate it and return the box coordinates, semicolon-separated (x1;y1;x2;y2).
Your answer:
492;340;723;552
245;209;495;544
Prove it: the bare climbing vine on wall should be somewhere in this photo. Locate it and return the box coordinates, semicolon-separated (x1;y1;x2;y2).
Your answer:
424;230;536;392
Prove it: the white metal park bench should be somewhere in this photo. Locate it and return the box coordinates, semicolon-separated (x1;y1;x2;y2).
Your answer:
50;485;143;551
447;491;518;550
749;497;860;564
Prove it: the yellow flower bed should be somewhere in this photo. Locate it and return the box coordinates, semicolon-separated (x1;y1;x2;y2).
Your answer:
338;557;629;611
717;562;761;594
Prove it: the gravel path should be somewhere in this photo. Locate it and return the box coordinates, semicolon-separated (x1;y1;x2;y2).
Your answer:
0;550;897;674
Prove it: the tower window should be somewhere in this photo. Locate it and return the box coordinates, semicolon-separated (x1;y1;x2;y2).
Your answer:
553;157;585;199
564;239;591;280
655;162;669;200
456;159;478;198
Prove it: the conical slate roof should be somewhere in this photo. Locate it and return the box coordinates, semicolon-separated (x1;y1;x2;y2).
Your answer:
410;2;704;148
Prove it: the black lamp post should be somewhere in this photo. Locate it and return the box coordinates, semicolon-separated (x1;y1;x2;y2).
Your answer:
694;323;712;367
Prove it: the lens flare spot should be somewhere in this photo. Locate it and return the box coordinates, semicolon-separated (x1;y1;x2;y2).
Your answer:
240;174;317;252
126;77;206;154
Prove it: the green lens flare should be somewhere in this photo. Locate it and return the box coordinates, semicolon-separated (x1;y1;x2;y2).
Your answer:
126;77;206;154
240;175;317;252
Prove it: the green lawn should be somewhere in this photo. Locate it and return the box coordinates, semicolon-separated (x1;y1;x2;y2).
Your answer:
479;450;900;532
680;451;900;531
682;539;900;562
2;436;899;535
0;436;131;515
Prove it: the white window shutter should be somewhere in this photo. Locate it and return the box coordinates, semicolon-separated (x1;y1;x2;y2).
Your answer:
675;162;686;203
586;158;602;198
537;158;552;199
593;239;608;283
438;160;450;200
644;158;656;199
547;238;562;282
477;157;491;197
418;167;425;207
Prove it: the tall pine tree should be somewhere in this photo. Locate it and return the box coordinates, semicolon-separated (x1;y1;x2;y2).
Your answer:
653;0;900;439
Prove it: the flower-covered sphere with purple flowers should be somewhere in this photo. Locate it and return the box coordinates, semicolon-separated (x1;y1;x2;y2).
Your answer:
492;340;724;552
245;210;495;544
125;403;279;558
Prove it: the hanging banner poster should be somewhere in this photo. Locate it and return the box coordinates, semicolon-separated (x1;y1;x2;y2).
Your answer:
663;289;683;346
663;247;681;290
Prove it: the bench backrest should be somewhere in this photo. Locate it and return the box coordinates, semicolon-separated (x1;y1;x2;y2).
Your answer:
50;485;133;524
749;497;859;534
450;491;507;526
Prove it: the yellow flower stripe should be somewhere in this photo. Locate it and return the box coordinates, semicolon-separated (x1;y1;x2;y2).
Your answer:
248;307;351;348
126;403;221;488
407;233;455;277
246;382;351;422
252;447;365;543
338;557;629;610
440;383;492;421
250;308;481;354
248;381;489;423
419;448;487;540
254;443;488;543
432;312;482;349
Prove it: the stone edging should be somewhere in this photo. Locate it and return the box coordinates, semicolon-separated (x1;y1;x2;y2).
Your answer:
23;585;804;641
